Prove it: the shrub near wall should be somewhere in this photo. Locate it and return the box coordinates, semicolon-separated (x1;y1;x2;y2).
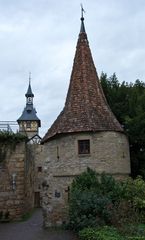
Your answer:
79;226;124;240
69;168;123;231
79;227;145;240
69;168;145;233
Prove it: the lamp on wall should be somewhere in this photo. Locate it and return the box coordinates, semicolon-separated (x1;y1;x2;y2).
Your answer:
12;173;17;191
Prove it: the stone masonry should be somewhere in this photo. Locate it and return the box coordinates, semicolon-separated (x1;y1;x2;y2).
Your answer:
0;142;28;221
0;141;44;221
42;131;130;226
33;144;44;207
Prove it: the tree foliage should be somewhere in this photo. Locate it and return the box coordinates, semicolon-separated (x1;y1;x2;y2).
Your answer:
100;73;145;177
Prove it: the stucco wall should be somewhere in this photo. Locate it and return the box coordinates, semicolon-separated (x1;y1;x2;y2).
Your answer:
42;131;130;226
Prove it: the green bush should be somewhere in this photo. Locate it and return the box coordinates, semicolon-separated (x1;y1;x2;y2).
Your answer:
110;200;141;228
99;172;124;202
79;226;125;240
127;237;145;240
122;176;145;209
69;168;122;231
122;224;145;239
68;168;145;231
71;167;100;192
69;190;112;230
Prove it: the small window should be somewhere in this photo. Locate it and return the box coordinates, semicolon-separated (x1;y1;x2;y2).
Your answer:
26;121;31;129
78;139;90;154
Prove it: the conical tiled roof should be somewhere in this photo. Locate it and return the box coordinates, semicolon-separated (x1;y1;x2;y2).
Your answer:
41;16;123;143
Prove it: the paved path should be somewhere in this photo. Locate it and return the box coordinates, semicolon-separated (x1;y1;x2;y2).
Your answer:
0;209;78;240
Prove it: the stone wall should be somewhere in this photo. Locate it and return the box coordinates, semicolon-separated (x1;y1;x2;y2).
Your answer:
33;144;44;207
0;131;131;224
0;142;36;221
42;131;130;227
24;144;35;212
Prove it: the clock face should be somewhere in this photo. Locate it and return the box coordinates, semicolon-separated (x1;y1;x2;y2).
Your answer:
27;97;32;104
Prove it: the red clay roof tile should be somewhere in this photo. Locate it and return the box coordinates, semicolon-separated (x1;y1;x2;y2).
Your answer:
42;24;123;143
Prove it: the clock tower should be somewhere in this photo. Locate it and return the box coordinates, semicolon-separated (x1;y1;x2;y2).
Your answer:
17;75;41;139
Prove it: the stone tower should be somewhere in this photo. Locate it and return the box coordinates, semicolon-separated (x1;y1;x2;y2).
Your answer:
41;12;130;227
17;75;41;139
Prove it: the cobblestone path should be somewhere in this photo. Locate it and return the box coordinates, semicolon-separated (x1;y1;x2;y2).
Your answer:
0;209;78;240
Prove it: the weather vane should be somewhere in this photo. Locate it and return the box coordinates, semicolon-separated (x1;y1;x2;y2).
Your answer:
81;3;85;19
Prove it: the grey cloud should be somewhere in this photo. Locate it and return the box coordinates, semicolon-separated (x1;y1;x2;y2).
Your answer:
0;0;145;136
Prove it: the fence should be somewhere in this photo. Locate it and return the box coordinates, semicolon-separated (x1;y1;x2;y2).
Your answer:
0;121;19;133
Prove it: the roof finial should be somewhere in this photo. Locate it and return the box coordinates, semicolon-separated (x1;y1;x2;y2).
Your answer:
25;72;34;98
81;4;85;19
29;72;31;84
80;4;86;33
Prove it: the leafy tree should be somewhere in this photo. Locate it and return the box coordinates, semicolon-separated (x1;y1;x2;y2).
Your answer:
100;73;145;177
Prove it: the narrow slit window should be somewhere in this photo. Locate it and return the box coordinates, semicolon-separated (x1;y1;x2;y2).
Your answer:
78;139;90;154
56;146;60;159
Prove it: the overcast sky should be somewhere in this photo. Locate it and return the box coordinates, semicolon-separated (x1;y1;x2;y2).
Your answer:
0;0;145;136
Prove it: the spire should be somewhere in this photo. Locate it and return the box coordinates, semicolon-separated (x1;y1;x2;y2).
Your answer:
80;4;86;33
25;72;34;98
41;13;123;143
17;73;41;128
29;71;31;85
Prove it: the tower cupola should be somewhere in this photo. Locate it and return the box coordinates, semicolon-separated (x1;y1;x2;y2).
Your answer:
17;74;41;138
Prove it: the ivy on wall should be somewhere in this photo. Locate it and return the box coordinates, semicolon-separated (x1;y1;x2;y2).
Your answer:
0;131;27;163
0;131;27;143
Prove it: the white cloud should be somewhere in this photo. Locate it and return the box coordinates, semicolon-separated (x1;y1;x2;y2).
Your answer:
0;0;145;136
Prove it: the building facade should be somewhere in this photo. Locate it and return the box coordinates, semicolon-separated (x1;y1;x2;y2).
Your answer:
41;13;131;226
